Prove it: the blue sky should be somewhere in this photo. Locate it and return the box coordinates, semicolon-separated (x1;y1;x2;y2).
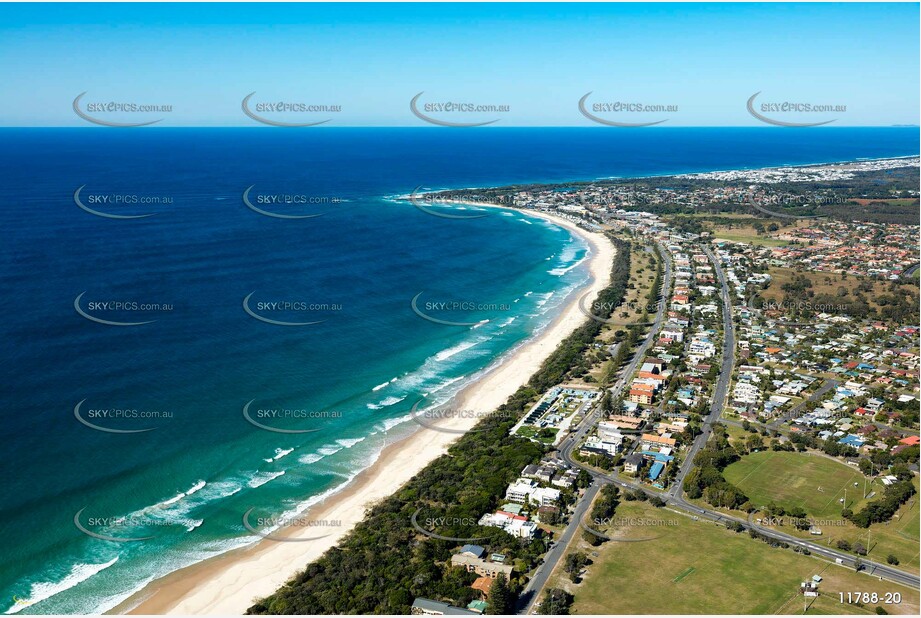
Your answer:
0;2;918;126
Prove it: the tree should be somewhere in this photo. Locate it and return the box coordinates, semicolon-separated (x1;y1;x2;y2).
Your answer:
537;589;573;615
539;507;561;526
886;554;900;565
564;552;588;582
746;434;765;452
582;528;604;546
486;574;514;615
600;390;613;412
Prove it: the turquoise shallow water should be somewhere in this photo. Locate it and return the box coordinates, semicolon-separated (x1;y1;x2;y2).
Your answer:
0;128;917;613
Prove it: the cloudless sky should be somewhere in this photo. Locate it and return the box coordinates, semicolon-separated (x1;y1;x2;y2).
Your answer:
0;2;918;126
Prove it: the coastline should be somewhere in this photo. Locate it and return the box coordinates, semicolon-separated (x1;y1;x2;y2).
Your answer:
397;154;919;195
116;208;615;615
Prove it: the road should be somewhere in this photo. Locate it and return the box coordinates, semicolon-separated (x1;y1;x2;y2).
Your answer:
518;480;601;614
519;240;673;614
523;241;920;611
768;378;839;430
664;491;921;589
670;245;736;496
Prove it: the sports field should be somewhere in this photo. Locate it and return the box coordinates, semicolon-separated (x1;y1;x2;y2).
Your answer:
723;451;872;518
722;452;919;573
561;500;919;615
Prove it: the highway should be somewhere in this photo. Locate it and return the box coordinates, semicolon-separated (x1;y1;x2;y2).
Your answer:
521;241;920;612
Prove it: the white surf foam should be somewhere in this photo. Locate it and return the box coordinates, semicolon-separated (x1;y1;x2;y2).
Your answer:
184;519;204;532
371;377;397;391
298;452;324;464
434;339;480;362
548;256;587;276
264;447;294;463
158;480;207;507
5;557;119;614
247;470;286;489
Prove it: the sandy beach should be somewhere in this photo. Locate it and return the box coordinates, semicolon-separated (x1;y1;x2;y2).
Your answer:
117;207;615;615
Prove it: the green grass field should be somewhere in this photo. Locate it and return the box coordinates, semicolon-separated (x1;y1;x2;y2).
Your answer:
750;476;920;575
713;229;791;247
723;453;919;573
561;500;919;615
723;451;871;518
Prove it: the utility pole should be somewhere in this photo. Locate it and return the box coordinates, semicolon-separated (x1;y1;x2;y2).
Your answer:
863;461;874;499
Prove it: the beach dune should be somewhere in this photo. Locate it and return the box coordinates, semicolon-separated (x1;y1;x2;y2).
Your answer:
118;208;615;615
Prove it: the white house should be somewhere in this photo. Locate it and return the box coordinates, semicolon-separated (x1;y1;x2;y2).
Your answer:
505;478;537;503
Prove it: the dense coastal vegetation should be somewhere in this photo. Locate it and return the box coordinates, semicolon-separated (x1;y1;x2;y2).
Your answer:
248;235;632;614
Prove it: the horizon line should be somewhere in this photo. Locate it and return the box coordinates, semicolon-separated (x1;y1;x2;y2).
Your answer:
2;125;919;129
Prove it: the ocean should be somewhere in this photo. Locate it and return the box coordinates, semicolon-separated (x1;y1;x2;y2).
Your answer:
0;127;917;614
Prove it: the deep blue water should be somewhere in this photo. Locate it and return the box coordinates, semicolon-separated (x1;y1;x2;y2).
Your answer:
0;127;917;614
